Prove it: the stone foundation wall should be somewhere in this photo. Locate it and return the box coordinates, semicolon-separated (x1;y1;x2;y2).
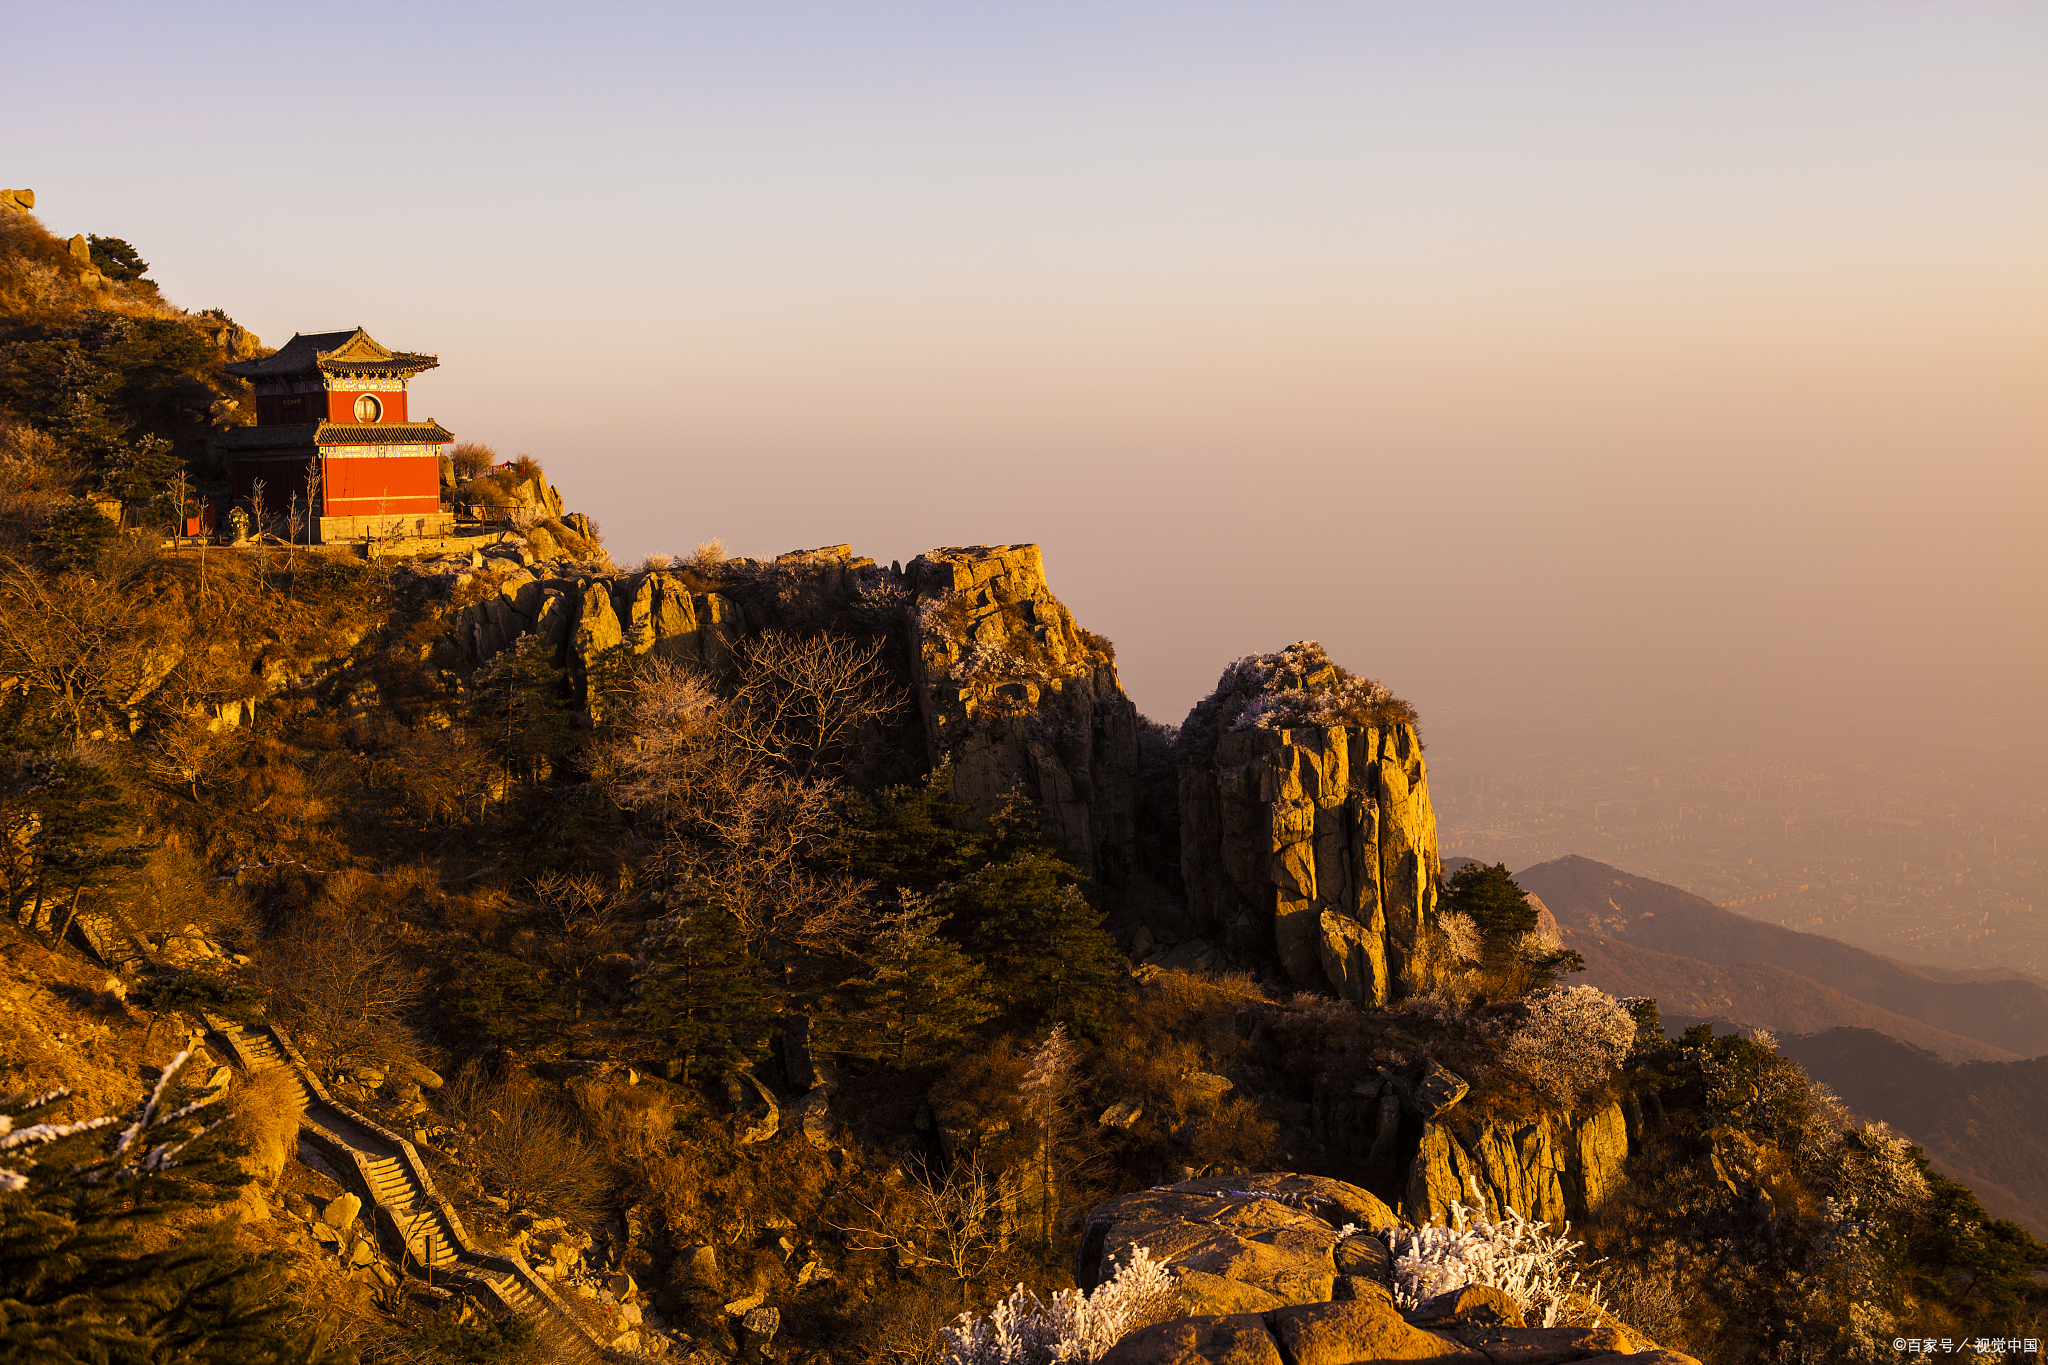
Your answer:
318;512;456;544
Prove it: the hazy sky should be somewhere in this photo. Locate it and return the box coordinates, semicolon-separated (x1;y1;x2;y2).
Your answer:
7;1;2044;751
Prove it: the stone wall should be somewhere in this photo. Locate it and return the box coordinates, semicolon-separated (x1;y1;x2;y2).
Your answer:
1179;721;1442;1003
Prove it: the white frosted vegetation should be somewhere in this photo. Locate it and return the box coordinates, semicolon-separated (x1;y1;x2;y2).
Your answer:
1503;985;1638;1108
1381;1178;1607;1329
941;1246;1180;1365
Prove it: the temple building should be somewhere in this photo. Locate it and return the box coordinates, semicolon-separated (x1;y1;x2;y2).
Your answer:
220;328;454;542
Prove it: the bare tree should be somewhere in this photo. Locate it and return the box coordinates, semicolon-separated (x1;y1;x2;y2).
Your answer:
443;1063;606;1223
255;913;421;1071
726;630;901;776
303;459;322;549
529;871;628;1020
0;554;180;736
653;773;873;962
830;1153;1006;1295
591;657;724;827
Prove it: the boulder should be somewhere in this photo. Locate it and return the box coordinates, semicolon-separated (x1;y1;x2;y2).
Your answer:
1413;1060;1469;1119
322;1192;362;1231
1175;1272;1288;1316
1267;1299;1485;1365
1409;1283;1524;1329
792;1089;836;1150
1099;1313;1284;1365
1332;1233;1393;1288
1079;1172;1689;1365
1077;1173;1394;1303
1099;1098;1144;1130
782;1017;817;1091
740;1305;780;1345
0;188;33;212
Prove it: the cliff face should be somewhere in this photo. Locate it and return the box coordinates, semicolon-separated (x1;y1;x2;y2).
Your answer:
1402;1102;1631;1227
1180;721;1441;1003
902;544;1139;883
437;540;1140;880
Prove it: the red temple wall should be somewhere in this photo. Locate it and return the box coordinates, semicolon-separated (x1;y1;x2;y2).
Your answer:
326;389;410;423
320;455;442;514
228;455;314;504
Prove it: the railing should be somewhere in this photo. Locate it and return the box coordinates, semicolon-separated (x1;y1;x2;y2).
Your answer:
211;1021;656;1363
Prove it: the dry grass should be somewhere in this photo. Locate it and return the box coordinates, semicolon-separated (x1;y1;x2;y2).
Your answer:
224;1064;307;1187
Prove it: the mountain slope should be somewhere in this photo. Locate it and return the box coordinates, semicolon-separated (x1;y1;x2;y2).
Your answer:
1780;1028;2048;1237
1517;855;2048;1058
1567;930;2016;1062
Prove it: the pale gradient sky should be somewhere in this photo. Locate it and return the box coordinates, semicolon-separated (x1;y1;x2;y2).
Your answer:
6;1;2043;755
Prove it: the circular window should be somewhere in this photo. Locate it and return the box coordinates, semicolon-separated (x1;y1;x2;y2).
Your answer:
353;393;382;422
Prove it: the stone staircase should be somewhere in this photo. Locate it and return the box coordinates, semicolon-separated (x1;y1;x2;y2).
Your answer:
211;1021;655;1363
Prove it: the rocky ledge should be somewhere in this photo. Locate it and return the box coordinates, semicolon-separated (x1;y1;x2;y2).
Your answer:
1080;1174;1697;1365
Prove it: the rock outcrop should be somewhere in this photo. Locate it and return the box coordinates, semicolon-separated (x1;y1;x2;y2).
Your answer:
422;540;1143;878
1;188;34;213
903;545;1139;882
1079;1174;1694;1365
1402;1101;1631;1227
1181;720;1442;1002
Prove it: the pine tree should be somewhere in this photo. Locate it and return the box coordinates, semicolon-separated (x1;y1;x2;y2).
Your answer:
1442;862;1537;942
952;853;1122;1033
835;765;983;895
841;892;997;1067
0;1052;340;1363
1441;862;1580;995
631;891;765;1082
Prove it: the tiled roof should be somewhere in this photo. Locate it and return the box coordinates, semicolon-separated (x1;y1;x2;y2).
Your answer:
225;327;439;379
218;420;453;450
315;420;453;445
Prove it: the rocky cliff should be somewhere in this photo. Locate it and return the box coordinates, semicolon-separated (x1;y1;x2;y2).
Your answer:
1402;1102;1631;1227
1181;718;1442;1005
902;544;1139;882
431;540;1140;879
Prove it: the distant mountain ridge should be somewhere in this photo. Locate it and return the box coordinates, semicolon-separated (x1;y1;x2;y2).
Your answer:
1561;930;2017;1062
1514;854;2048;1059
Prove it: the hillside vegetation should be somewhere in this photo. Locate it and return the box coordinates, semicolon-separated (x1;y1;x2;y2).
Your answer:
2;199;2042;1365
1782;1028;2048;1237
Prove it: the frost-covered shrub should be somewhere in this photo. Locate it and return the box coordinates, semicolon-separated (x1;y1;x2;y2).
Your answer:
1176;641;1419;760
1825;1121;1931;1215
1502;986;1635;1108
1381;1179;1607;1328
1680;1023;1815;1138
1440;912;1483;965
941;1246;1180;1365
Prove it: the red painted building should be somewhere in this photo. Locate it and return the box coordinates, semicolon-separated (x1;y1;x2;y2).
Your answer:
220;328;454;543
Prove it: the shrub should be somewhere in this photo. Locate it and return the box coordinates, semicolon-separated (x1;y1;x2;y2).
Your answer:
1501;985;1635;1109
1381;1178;1607;1328
450;442;497;482
941;1245;1180;1365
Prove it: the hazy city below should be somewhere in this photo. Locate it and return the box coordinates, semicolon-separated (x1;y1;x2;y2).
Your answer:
1427;704;2046;981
